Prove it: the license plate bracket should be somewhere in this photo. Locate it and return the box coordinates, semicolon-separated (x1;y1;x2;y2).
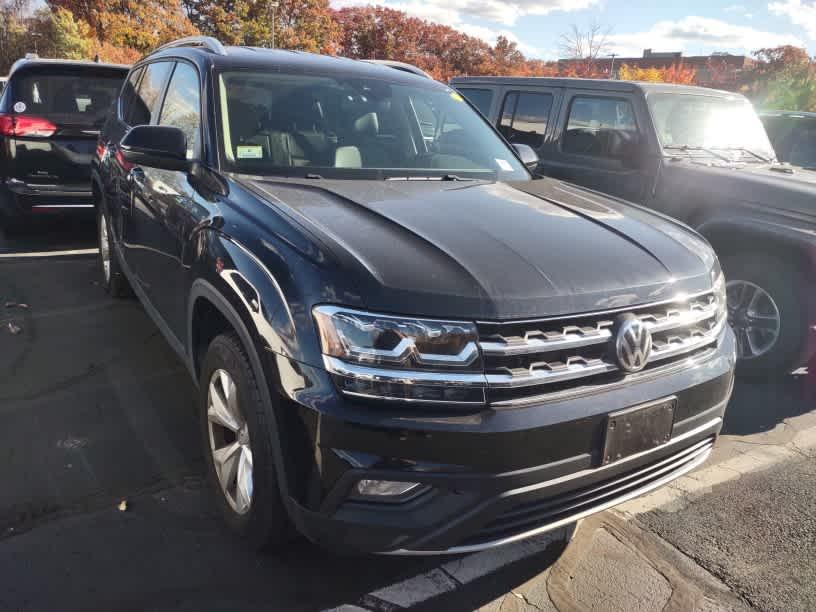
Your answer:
602;397;676;465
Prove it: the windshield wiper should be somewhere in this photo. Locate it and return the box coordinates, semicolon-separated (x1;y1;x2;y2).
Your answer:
385;174;476;182
714;147;773;163
664;145;733;163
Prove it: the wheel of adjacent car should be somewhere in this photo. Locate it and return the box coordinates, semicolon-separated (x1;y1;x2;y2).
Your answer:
199;332;292;549
721;252;805;378
97;208;131;297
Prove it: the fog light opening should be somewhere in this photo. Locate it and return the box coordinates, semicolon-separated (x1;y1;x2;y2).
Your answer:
356;479;420;497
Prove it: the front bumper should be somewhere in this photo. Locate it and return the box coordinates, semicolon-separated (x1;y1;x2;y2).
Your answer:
273;327;736;555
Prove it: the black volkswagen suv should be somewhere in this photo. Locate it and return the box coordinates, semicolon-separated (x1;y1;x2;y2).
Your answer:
93;37;735;554
0;58;128;230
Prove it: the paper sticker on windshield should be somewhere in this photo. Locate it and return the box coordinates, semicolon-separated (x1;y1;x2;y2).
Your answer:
449;92;464;102
13;101;26;113
495;158;513;171
236;145;263;159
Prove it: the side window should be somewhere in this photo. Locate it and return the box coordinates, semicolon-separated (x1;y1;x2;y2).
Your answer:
498;91;552;149
458;88;493;116
563;96;639;159
128;62;172;127
158;63;202;159
119;68;143;122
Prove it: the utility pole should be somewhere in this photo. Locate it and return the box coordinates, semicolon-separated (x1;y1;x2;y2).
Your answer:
269;1;279;48
608;53;618;79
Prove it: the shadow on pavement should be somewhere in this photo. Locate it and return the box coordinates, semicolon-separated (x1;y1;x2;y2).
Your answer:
723;370;816;436
0;213;97;253
0;226;569;612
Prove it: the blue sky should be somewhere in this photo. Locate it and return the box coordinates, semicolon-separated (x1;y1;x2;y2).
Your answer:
331;0;816;59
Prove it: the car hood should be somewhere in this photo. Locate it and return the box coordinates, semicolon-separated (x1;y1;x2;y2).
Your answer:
242;177;716;320
666;159;816;218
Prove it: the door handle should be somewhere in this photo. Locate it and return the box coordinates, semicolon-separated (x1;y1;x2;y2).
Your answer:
128;167;146;190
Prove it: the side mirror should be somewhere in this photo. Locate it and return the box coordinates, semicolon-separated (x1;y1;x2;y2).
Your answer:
120;125;190;172
513;143;539;169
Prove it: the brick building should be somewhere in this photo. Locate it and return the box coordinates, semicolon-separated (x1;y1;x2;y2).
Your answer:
558;49;755;86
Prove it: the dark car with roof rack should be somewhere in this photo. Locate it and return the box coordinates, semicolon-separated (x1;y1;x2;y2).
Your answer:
0;56;128;231
452;76;816;377
93;37;735;554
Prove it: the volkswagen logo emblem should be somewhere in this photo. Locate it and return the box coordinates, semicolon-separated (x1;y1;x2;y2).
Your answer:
613;314;652;373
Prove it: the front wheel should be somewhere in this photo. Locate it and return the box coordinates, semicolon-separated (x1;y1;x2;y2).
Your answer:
722;253;805;378
199;332;292;549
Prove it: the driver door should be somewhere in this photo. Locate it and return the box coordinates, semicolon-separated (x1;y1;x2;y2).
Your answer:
538;91;653;203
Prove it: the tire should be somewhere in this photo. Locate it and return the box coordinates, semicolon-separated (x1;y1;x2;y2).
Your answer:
721;252;805;378
199;332;292;549
97;208;131;297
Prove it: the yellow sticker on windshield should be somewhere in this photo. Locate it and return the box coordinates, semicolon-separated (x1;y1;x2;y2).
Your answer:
450;92;464;102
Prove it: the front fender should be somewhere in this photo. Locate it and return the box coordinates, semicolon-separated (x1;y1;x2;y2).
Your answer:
186;229;328;371
697;213;816;263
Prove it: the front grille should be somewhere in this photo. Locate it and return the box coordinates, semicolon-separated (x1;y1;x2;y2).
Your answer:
478;291;724;402
460;436;714;547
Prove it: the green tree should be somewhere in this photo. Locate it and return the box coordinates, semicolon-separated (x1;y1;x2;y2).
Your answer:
41;7;92;59
183;0;339;53
48;0;197;53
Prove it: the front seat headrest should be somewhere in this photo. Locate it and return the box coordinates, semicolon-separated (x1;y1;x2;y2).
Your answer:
334;145;362;168
353;112;379;137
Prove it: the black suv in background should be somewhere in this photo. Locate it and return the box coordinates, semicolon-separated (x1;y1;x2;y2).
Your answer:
453;77;816;376
0;58;128;230
93;38;735;554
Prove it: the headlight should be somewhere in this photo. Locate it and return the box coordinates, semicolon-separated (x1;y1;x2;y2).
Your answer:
713;268;727;322
313;306;486;405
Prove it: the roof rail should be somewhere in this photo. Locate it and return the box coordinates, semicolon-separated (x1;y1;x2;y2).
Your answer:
151;36;228;57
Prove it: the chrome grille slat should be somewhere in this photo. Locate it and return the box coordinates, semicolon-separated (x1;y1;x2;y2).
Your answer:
480;296;718;357
479;292;724;393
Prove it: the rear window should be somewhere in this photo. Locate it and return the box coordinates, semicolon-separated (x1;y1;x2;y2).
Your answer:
457;88;494;116
10;69;126;125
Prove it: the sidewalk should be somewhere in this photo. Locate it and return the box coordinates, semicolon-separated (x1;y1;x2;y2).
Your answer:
475;513;749;612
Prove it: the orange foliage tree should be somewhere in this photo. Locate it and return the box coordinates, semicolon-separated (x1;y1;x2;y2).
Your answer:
617;63;696;84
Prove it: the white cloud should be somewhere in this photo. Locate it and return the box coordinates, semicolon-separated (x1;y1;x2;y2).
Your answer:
332;0;597;27
331;0;554;56
607;16;803;56
723;4;746;11
769;0;816;39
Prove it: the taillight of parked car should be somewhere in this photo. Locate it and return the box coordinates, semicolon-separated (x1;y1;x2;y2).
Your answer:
0;113;57;137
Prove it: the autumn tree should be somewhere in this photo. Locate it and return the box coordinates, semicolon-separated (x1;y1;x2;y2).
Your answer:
0;0;34;72
618;63;696;84
48;0;197;53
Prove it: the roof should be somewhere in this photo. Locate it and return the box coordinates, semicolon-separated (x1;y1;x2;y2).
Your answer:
448;76;739;98
9;58;130;76
145;42;444;87
359;59;433;79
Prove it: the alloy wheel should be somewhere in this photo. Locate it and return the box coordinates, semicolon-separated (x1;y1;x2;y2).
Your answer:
99;216;111;283
207;369;254;515
726;280;781;360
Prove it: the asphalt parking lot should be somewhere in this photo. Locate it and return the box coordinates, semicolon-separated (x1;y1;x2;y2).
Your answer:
1;218;815;612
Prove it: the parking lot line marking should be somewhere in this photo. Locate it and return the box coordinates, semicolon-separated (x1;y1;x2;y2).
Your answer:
0;248;99;259
321;530;567;611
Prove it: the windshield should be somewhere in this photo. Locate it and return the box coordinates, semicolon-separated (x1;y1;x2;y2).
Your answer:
217;71;529;180
648;93;776;161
